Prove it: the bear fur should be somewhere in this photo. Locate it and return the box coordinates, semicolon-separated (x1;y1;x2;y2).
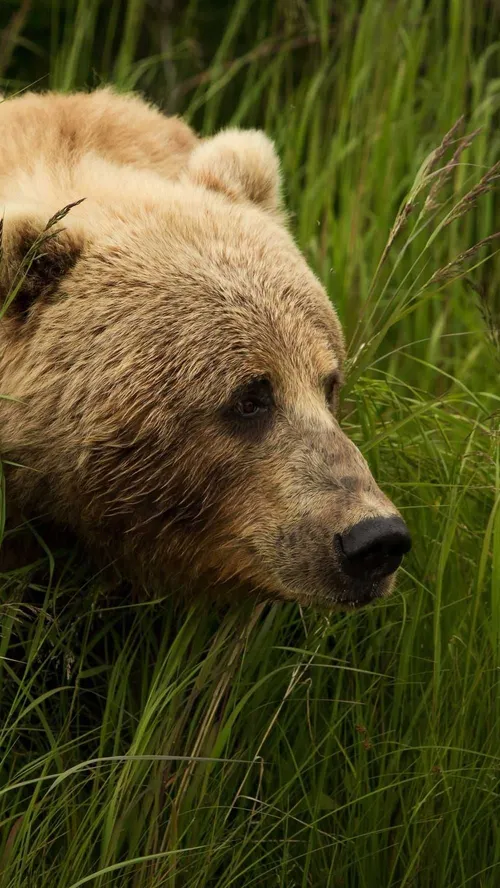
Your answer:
0;88;404;607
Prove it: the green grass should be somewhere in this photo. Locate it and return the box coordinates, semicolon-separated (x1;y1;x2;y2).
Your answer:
1;0;500;885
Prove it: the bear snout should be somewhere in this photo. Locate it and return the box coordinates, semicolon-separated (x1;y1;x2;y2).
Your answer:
273;512;411;607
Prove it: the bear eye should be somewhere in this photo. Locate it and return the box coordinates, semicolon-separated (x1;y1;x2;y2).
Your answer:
226;376;274;428
236;397;266;417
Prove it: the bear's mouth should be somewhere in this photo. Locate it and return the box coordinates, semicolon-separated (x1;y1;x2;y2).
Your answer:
261;572;395;610
331;571;395;607
268;553;397;609
333;574;394;609
201;533;400;610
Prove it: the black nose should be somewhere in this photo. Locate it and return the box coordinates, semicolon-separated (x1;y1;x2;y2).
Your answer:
338;516;411;579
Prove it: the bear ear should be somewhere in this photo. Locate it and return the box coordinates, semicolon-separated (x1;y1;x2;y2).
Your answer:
0;201;85;324
187;129;283;215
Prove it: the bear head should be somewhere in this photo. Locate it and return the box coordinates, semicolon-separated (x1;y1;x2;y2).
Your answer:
0;127;411;607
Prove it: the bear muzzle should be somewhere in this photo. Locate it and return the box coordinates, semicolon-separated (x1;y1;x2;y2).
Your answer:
272;512;411;608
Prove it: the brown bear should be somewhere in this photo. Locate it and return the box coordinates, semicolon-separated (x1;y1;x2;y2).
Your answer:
0;88;410;607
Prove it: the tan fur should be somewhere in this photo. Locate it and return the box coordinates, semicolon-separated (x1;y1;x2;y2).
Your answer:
188;129;284;216
0;87;404;607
